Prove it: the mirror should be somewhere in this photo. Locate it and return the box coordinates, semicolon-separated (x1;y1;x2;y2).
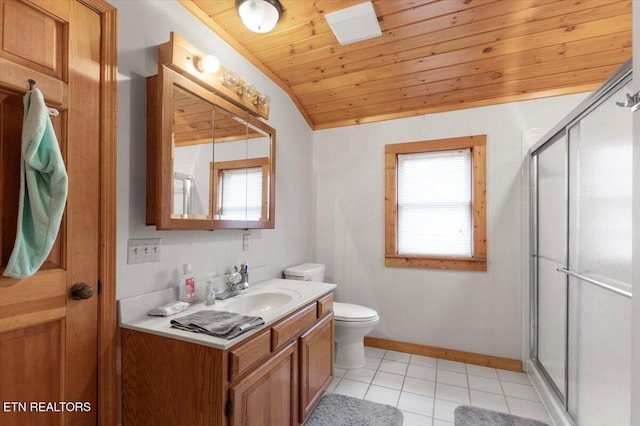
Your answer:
172;85;214;220
147;65;275;230
212;111;274;228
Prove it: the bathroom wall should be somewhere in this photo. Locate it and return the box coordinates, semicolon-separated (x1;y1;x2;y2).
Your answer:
113;0;314;300
313;94;588;360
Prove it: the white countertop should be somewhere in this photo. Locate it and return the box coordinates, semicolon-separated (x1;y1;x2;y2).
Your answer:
118;278;336;350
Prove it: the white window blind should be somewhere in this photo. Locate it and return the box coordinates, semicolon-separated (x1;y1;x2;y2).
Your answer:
220;167;262;220
397;148;472;256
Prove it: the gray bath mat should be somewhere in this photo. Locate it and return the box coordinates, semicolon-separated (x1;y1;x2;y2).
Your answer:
304;393;403;426
454;405;549;425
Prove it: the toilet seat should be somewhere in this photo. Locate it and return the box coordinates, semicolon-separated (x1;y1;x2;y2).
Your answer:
333;302;379;322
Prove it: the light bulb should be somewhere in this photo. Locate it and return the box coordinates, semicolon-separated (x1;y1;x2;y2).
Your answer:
256;94;271;111
222;69;240;87
241;83;257;99
197;55;220;73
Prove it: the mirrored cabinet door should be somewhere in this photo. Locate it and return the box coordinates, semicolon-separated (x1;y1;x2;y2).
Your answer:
147;65;275;230
172;84;215;220
147;66;216;230
212;109;275;229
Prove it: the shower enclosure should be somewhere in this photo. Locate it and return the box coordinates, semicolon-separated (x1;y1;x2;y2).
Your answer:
530;60;633;425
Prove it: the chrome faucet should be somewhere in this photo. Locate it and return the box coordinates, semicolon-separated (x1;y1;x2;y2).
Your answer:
216;265;249;300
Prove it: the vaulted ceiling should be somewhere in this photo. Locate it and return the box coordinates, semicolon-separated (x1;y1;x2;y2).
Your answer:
178;0;632;130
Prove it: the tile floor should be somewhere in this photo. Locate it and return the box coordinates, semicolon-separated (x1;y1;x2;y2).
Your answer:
326;347;553;426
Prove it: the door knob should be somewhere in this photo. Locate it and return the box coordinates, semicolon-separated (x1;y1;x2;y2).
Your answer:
71;283;94;300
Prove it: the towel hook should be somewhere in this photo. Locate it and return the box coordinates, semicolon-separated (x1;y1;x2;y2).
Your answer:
28;79;36;91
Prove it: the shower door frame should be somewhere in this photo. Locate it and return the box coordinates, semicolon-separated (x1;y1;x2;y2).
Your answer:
528;59;632;424
530;129;570;405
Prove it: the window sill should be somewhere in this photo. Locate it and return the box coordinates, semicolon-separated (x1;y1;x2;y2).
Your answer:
385;255;487;271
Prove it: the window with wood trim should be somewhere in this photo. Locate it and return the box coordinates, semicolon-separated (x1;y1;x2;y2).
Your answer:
211;157;269;220
385;135;487;271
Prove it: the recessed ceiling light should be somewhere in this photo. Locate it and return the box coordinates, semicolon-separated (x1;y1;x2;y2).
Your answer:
325;1;382;46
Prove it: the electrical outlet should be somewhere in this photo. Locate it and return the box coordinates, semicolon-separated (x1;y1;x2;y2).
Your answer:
242;234;250;251
128;238;161;264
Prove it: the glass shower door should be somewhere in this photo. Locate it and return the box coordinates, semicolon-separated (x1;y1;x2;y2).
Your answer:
565;81;632;426
533;133;568;399
532;72;633;425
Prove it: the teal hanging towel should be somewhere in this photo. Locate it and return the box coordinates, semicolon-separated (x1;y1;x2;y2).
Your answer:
3;88;68;279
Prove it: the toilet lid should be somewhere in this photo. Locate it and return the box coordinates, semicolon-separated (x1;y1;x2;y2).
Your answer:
333;302;379;322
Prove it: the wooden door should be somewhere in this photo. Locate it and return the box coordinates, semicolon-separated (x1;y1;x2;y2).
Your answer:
229;341;298;426
0;0;116;424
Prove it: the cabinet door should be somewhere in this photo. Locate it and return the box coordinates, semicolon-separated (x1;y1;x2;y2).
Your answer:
229;341;298;426
299;313;334;422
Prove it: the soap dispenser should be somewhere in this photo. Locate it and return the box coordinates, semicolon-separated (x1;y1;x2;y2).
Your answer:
205;273;218;306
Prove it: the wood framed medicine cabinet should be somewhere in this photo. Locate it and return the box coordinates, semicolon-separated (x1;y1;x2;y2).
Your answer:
146;35;276;230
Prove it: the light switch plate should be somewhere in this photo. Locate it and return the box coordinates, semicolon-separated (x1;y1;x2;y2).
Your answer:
128;238;161;264
242;234;250;251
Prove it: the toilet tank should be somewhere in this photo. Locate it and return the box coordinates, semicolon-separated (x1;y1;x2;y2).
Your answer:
284;263;325;282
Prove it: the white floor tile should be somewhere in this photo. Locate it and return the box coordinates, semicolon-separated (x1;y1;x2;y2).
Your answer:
333;367;347;377
372;371;405;390
468;375;503;394
333;378;369;399
507;397;552;423
410;354;438;368
327;376;341;393
432;419;455;426
397;392;434;417
407;364;437;381
497;369;531;385
501;381;541;402
384;350;412;363
470;389;509;413
402;376;435;397
402;410;432;426
435;383;470;404
433;398;462;422
364;347;386;359
436;369;468;388
379;359;409;375
365;356;382;370
343;367;376;384
357;347;548;426
364;385;401;406
466;364;499;379
437;359;467;374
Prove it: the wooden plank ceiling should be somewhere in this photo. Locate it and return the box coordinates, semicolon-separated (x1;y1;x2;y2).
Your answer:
180;0;632;130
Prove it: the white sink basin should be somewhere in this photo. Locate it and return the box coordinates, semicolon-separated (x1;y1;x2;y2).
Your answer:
223;289;299;315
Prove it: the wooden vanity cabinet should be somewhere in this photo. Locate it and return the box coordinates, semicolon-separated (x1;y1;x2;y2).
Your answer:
122;292;334;426
299;312;334;421
229;341;298;426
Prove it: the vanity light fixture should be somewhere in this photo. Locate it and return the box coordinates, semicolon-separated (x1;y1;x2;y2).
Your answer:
221;68;270;112
159;33;270;118
194;54;221;73
235;0;283;33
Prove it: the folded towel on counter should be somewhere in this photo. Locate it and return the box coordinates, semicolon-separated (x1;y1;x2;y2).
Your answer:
170;310;264;339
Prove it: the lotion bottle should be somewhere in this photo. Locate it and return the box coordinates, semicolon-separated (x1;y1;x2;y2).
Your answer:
179;264;196;303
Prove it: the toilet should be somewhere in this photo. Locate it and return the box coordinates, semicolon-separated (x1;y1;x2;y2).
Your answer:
284;263;379;370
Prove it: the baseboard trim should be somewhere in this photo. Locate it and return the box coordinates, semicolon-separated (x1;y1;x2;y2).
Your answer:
364;336;522;372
